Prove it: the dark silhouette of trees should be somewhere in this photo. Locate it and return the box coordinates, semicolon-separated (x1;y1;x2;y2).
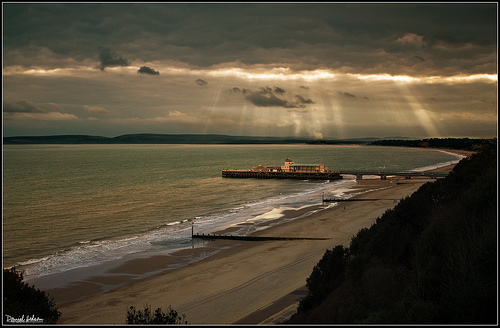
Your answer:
369;137;497;152
288;150;497;324
3;267;61;324
126;305;188;324
298;245;348;313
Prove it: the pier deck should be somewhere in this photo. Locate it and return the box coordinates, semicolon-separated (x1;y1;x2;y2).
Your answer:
338;170;448;180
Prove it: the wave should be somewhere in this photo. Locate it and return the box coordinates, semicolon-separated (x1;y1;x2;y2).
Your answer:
410;158;464;173
19;179;356;280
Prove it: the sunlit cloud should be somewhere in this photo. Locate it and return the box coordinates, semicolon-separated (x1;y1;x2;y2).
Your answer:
207;68;337;81
349;73;497;84
5;63;495;87
84;105;114;115
430;74;498;83
395;33;424;47
3;112;79;121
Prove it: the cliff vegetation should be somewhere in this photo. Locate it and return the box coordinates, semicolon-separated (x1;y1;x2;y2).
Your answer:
287;149;497;324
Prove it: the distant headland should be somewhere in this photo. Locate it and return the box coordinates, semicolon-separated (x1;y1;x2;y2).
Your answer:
2;134;496;152
1;134;388;145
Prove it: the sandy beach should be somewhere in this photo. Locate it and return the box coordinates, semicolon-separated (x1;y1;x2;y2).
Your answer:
49;168;456;324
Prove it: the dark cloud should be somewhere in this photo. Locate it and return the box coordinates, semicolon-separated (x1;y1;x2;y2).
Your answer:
3;100;63;113
246;92;292;108
338;91;356;98
97;47;130;71
3;100;44;113
259;86;273;94
244;86;315;109
229;87;249;94
423;34;462;48
294;95;314;104
196;79;207;86
138;66;160;75
2;4;496;76
274;86;286;95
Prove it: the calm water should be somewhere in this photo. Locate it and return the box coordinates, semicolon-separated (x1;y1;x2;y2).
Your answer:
3;144;462;279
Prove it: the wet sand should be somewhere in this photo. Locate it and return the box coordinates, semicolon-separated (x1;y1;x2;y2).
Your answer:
52;174;444;324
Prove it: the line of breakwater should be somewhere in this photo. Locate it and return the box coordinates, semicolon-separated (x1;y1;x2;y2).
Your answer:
323;198;381;202
192;233;329;241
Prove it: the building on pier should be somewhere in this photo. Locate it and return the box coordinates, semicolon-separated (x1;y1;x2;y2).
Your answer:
222;158;341;180
281;158;327;173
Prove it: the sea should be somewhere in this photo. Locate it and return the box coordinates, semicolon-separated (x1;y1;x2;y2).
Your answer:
2;144;464;285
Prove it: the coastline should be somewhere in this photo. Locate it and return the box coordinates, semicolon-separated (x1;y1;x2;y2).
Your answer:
24;149;471;324
50;173;446;324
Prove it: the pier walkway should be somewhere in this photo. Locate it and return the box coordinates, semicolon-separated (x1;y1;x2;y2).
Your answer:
337;170;448;180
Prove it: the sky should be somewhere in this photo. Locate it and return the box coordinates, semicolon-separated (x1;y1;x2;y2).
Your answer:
2;2;498;139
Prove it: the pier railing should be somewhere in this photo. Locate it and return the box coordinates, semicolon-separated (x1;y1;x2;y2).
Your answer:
337;170;448;180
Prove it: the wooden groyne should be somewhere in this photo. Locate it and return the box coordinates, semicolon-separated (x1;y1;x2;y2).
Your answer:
323;198;381;203
192;233;329;241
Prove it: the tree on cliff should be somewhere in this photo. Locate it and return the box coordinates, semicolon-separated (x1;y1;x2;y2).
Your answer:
288;150;497;324
3;267;61;324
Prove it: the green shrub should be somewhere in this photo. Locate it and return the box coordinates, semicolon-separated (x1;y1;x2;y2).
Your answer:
126;304;188;324
3;267;61;324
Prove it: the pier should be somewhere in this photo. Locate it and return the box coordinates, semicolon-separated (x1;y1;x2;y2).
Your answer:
221;170;342;180
222;169;447;180
222;158;342;180
221;158;448;181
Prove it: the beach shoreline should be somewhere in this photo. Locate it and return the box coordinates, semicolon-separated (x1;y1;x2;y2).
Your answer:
49;175;446;324
27;149;472;324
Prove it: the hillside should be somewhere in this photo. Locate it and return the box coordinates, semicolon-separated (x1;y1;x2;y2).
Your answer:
4;135;496;151
3;134;321;145
369;137;497;152
287;150;497;324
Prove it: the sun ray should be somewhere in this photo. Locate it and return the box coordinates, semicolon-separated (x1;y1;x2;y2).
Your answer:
237;103;249;136
203;75;227;134
327;96;346;139
398;85;442;138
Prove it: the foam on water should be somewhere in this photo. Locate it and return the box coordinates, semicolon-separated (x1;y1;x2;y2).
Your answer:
19;178;355;279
